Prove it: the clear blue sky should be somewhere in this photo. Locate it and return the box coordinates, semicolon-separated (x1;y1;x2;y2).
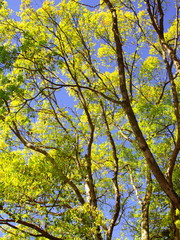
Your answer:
7;0;21;12
7;0;100;11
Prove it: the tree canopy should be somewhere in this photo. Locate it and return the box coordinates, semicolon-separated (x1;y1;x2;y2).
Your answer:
0;0;179;239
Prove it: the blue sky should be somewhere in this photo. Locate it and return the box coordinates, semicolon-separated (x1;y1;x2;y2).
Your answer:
7;0;100;11
7;0;21;11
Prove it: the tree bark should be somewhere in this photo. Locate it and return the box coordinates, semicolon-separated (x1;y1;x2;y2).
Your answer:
141;203;150;240
141;169;152;240
103;0;180;210
170;201;180;240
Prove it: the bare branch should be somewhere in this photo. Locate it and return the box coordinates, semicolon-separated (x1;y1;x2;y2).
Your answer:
100;102;120;240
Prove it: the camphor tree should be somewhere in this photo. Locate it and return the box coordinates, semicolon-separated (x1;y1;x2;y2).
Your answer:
0;0;179;239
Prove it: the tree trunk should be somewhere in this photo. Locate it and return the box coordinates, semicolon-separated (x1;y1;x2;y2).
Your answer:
103;0;180;210
141;203;150;240
170;201;180;240
141;169;152;240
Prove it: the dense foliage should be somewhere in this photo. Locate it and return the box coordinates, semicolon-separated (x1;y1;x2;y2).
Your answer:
0;0;179;239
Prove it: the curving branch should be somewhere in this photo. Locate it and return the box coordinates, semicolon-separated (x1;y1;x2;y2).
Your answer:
103;0;180;210
100;101;120;240
145;0;180;74
0;205;61;240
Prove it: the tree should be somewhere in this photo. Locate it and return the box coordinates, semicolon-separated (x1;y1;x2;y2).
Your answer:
0;0;179;239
